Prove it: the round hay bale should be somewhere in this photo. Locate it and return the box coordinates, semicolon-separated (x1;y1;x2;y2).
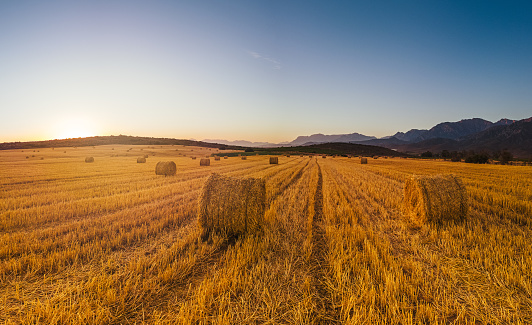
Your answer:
286;155;290;158
322;155;327;159
137;157;146;163
143;154;149;158
403;174;468;223
214;156;221;161
200;158;210;166
199;173;266;238
155;161;176;176
85;157;94;163
361;157;368;164
224;156;228;159
241;156;247;160
270;157;278;164
191;157;197;160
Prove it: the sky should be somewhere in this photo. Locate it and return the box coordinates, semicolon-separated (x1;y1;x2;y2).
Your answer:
1;1;532;143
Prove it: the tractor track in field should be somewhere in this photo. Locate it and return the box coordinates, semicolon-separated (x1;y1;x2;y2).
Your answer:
310;162;339;323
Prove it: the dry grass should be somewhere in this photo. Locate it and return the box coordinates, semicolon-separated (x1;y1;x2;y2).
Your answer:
1;147;531;324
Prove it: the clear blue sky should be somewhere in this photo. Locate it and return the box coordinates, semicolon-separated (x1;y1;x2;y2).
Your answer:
1;1;531;142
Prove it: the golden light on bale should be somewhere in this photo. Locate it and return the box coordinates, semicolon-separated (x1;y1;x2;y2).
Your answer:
403;174;468;223
137;157;146;163
214;156;220;161
270;157;278;164
199;173;266;238
85;157;94;163
155;161;176;176
200;158;211;166
361;157;368;164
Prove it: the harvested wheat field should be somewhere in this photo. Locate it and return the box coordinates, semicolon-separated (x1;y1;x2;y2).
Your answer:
1;145;532;324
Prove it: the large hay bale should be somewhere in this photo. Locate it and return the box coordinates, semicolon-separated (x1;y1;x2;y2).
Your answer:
403;174;468;223
85;157;94;163
361;157;368;164
155;161;176;176
214;156;220;161
137;157;146;163
200;158;210;166
270;157;278;164
199;173;266;238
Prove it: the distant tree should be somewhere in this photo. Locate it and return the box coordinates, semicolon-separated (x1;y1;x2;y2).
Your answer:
441;150;451;159
465;154;489;164
421;151;433;158
245;148;254;152
500;151;513;165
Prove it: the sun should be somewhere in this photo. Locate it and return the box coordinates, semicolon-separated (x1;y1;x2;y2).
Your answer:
54;117;97;139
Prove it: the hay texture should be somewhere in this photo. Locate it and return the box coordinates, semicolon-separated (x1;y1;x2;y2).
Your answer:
270;157;278;164
85;157;94;163
155;161;176;176
403;174;468;223
137;157;146;163
199;173;266;238
200;158;210;166
361;158;368;164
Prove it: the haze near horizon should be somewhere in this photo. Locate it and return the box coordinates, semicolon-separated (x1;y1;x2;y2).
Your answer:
1;1;531;143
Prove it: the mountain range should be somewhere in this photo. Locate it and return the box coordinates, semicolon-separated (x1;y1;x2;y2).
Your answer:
204;116;532;158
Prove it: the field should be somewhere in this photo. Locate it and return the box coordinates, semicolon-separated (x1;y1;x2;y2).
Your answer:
1;145;532;324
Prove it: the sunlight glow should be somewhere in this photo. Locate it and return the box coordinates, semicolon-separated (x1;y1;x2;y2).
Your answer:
54;117;97;140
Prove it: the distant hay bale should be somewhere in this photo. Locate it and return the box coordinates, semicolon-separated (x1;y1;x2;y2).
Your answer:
224;156;228;159
143;154;148;158
403;174;468;223
85;157;94;163
322;155;327;158
241;156;247;160
361;158;368;164
199;173;266;238
191;157;197;160
137;157;146;163
270;157;278;164
286;155;290;158
40;157;44;160
214;156;220;161
200;158;210;166
155;161;176;176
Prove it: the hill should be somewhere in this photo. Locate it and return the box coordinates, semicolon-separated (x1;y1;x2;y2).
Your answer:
256;142;408;157
0;135;243;151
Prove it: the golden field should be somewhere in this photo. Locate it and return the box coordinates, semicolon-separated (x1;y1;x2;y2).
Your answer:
1;145;531;324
